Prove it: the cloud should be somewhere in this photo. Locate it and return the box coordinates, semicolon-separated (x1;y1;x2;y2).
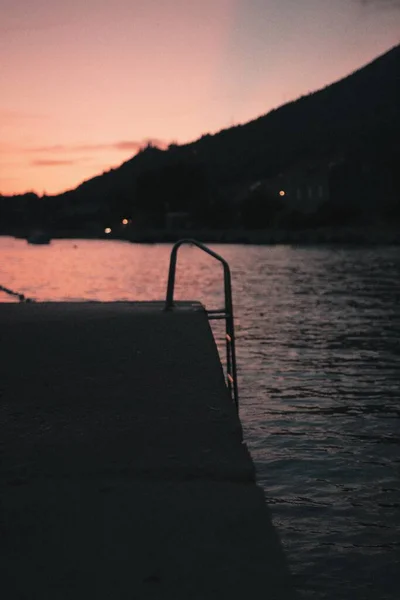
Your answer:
29;138;167;154
31;159;76;167
114;140;152;151
2;138;168;169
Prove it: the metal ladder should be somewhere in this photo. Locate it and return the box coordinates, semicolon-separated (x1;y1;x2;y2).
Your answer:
165;239;239;412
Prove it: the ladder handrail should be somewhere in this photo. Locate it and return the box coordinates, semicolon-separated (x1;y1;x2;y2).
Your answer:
165;239;239;411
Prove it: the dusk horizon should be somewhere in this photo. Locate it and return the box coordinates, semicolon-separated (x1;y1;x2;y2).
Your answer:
1;0;399;196
1;42;398;198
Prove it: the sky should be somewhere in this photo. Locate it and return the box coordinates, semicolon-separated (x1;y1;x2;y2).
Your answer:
1;0;399;196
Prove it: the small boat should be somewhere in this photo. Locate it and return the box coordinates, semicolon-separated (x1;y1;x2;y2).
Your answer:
27;231;51;245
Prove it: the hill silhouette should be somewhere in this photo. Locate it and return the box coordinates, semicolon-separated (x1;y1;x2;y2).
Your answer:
1;44;399;236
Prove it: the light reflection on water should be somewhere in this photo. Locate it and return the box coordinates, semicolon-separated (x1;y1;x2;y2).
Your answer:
1;237;399;599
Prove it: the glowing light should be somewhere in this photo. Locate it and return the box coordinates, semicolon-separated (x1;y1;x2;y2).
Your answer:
121;218;129;225
104;227;112;234
279;190;286;197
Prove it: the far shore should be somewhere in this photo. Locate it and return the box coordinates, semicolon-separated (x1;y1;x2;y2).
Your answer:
2;226;400;245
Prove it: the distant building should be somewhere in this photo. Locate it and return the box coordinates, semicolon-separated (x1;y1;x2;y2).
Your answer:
268;160;331;213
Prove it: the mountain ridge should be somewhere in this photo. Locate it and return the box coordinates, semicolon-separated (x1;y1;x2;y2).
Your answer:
1;44;398;235
60;43;398;204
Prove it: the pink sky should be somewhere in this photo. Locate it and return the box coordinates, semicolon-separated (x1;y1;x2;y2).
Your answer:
1;0;399;195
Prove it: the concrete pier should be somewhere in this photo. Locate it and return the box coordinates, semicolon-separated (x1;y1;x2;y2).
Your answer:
0;302;296;599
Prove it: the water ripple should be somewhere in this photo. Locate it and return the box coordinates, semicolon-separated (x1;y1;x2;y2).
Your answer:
1;238;399;599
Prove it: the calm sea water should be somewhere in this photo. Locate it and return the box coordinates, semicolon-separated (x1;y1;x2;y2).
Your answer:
1;237;399;599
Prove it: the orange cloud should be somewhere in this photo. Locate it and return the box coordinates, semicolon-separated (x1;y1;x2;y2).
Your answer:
29;138;167;154
114;139;167;151
31;159;76;167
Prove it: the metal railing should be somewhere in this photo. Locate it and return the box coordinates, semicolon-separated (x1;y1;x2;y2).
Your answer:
165;239;239;411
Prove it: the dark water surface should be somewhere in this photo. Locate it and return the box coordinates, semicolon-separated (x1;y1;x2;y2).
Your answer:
1;237;399;599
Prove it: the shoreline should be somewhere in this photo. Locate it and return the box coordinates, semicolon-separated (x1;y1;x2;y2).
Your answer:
2;226;400;245
123;226;400;245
